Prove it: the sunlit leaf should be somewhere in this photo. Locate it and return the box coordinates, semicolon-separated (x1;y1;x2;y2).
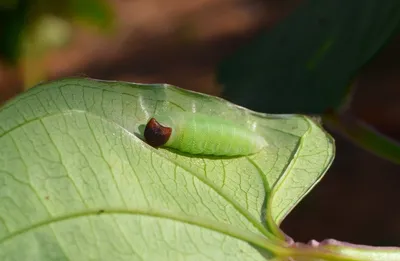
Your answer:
0;78;334;260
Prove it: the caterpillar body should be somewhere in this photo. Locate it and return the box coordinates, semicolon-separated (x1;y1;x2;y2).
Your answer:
144;112;267;156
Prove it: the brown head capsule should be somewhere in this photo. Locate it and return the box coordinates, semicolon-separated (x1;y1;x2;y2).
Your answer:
144;118;172;147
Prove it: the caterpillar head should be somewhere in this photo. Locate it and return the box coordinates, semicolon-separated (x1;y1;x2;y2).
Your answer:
144;118;172;147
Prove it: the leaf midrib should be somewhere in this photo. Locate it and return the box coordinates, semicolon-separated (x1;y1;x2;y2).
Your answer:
0;109;277;242
0;208;281;254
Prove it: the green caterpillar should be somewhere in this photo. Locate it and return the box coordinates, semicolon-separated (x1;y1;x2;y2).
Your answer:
144;112;267;156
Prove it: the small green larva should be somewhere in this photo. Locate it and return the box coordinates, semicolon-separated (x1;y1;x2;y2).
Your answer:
144;112;267;156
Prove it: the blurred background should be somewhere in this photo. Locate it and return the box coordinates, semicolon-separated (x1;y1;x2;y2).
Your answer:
1;0;399;247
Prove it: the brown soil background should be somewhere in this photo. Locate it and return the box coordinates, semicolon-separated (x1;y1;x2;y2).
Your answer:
1;0;399;246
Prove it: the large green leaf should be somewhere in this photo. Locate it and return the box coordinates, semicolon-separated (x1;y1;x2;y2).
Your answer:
0;78;334;260
217;0;400;113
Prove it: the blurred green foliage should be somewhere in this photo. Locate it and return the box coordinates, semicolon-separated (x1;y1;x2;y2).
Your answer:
217;0;400;164
217;0;400;114
0;0;114;64
0;0;30;63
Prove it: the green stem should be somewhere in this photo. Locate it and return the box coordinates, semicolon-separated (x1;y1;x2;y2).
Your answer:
323;110;400;165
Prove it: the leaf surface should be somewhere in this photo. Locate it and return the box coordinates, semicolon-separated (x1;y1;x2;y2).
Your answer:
0;78;334;260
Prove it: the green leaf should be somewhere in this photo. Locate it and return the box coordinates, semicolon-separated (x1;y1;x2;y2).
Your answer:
0;78;334;260
217;0;400;113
